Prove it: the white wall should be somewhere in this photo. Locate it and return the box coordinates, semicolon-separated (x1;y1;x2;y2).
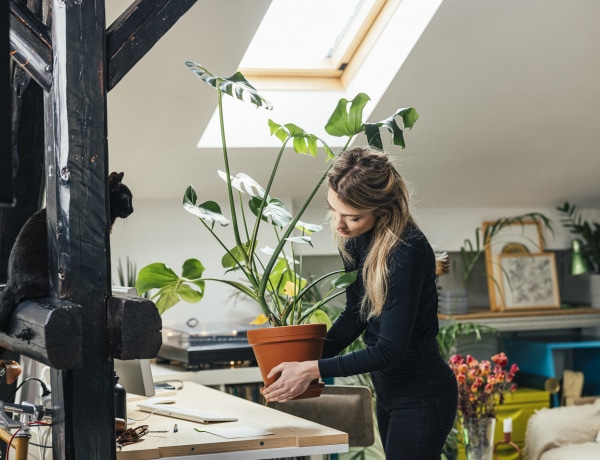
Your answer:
110;196;600;330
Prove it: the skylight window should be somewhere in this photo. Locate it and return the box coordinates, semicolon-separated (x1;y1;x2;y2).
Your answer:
239;0;386;79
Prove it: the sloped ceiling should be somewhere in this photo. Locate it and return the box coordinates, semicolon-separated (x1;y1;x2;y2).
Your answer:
107;0;600;211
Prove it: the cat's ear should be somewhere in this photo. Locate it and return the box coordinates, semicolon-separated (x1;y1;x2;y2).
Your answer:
109;172;124;188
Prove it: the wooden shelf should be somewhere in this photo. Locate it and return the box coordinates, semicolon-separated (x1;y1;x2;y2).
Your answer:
438;306;600;331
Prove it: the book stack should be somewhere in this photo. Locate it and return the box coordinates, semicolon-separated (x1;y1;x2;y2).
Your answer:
437;288;468;315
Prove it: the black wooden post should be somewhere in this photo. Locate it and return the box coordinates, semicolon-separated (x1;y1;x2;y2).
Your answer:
1;0;47;407
4;0;194;457
43;0;115;457
1;0;11;207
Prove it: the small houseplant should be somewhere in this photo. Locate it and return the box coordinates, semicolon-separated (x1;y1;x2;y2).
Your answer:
136;63;418;397
445;213;554;311
455;213;554;287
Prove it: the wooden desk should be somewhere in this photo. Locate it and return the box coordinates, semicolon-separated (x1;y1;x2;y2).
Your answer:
117;382;349;459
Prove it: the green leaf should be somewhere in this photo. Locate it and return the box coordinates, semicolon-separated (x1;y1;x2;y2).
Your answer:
268;119;290;143
155;289;180;315
295;221;323;234
285;235;312;245
218;171;266;198
307;309;332;328
269;257;305;296
332;270;358;289
178;284;204;304
136;260;205;315
183;199;230;228
269;120;320;157
183;185;198;206
185;61;273;110
136;263;179;294
292;134;319;158
364;107;419;150
222;243;252;269
249;196;292;228
182;258;206;290
324;93;371;138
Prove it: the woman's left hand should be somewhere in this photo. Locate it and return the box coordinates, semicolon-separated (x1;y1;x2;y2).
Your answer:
261;360;320;402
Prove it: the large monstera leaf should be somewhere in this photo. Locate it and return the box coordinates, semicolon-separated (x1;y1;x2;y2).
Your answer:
186;61;273;110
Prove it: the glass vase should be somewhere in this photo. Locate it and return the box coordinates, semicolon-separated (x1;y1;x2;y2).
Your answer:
463;417;496;460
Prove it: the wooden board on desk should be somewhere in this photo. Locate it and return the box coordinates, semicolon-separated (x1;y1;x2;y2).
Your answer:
117;382;348;459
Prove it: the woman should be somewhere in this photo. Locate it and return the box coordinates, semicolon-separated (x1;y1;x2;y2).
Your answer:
262;147;458;459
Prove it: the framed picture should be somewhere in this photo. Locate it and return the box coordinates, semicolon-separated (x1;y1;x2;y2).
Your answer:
497;253;560;310
483;220;544;310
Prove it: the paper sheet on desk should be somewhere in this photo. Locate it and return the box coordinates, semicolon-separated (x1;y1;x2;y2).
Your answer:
196;426;274;439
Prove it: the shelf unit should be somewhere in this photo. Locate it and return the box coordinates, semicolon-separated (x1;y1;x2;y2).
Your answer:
438;306;600;332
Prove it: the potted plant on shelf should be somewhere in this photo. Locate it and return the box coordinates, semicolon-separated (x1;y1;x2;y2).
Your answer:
556;201;600;308
135;63;419;398
442;213;554;313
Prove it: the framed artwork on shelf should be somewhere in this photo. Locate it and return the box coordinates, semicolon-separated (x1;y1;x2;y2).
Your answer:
497;252;560;310
483;220;545;311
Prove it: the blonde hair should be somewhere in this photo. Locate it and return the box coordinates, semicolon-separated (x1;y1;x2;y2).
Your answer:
327;147;415;318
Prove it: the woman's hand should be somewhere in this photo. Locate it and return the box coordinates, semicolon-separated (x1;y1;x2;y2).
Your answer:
261;360;320;402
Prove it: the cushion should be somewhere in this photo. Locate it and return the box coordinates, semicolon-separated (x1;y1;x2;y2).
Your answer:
540;442;600;460
526;399;600;460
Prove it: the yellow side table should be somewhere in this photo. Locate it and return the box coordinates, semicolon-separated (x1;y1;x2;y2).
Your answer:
457;387;550;460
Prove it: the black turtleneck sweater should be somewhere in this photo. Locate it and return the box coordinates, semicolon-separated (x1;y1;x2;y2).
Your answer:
318;224;439;378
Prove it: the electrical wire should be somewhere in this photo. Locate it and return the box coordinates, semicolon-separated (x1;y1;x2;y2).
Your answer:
5;377;51;401
36;422;53;460
5;426;21;460
127;408;161;424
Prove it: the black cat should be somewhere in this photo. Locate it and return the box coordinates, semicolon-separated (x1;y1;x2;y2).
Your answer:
0;172;133;329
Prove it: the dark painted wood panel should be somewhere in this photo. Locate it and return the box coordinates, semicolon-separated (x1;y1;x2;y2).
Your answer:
107;0;197;90
108;296;162;360
0;298;82;368
44;0;115;458
8;0;52;91
1;0;11;206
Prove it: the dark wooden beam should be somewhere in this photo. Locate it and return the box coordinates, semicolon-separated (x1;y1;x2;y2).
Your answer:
0;0;11;206
8;0;52;91
43;0;114;457
0;298;82;368
108;295;162;360
106;0;197;90
1;66;46;282
1;0;47;407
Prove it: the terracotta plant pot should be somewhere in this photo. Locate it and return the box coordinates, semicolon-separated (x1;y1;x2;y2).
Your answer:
247;323;327;400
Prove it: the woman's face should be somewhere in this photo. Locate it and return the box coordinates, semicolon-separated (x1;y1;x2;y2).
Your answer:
327;188;377;238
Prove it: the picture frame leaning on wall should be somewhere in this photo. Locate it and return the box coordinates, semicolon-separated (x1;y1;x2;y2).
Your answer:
497;252;561;310
483;220;547;311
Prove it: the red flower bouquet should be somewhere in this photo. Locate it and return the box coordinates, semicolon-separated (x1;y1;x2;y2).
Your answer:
449;352;519;419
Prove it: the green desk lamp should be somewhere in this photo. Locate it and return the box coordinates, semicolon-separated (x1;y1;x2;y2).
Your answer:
571;239;591;275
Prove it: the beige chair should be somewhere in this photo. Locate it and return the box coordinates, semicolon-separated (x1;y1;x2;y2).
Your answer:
268;384;375;448
525;398;600;460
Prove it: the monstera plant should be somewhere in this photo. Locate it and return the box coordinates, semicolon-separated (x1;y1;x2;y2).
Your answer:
135;63;419;327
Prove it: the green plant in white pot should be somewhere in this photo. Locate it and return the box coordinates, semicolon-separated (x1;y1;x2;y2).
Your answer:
135;63;418;398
